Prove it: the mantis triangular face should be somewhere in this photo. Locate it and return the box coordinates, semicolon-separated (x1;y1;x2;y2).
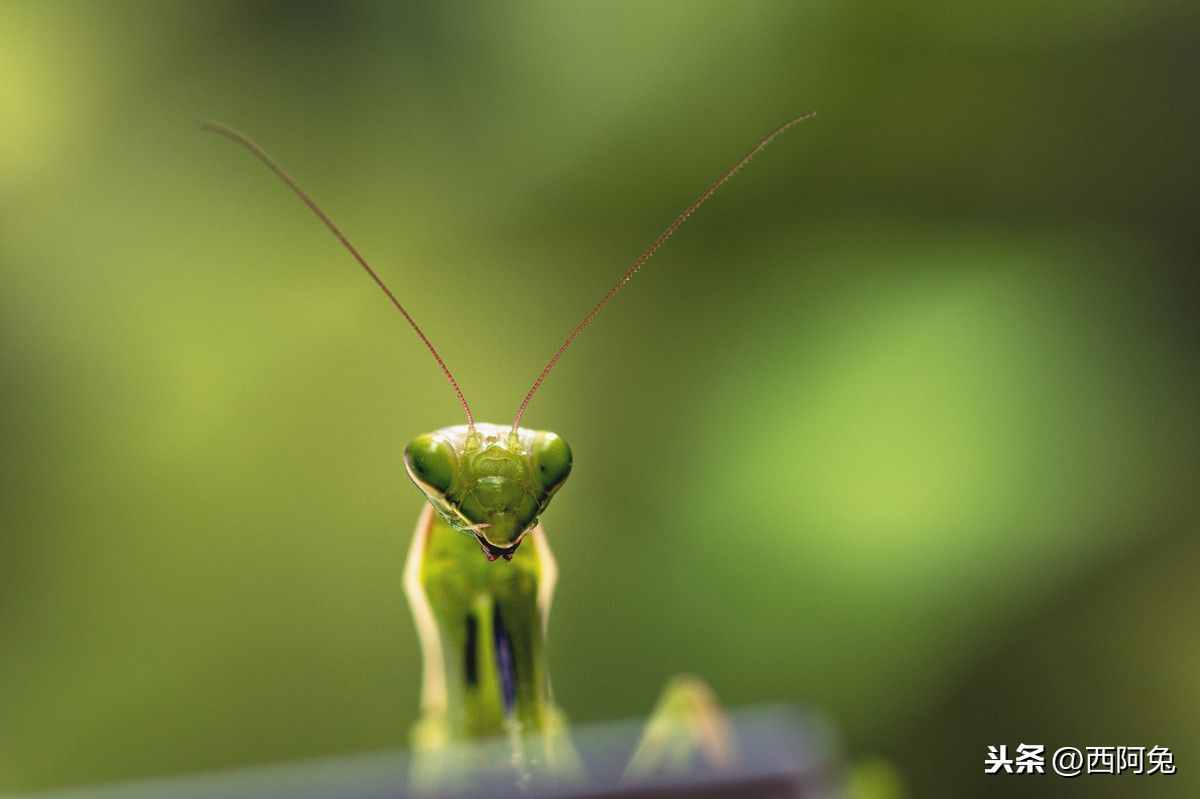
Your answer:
404;423;572;560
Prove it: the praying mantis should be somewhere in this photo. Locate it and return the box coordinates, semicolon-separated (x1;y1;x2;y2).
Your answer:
204;112;813;795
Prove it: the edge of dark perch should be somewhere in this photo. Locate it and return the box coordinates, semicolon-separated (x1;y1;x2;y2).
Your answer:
21;706;840;799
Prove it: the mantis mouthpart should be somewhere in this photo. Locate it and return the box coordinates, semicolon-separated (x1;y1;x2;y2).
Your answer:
204;112;813;793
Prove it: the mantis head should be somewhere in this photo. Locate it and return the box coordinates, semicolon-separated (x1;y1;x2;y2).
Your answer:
404;423;572;560
204;112;810;561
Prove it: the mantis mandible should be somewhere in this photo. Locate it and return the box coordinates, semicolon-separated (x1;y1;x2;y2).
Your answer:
204;112;813;794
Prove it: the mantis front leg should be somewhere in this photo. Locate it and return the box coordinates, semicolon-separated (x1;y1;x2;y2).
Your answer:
404;504;735;795
404;504;582;794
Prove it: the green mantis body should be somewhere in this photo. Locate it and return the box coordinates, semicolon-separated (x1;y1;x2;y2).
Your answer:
403;424;579;792
403;424;731;793
205;113;811;793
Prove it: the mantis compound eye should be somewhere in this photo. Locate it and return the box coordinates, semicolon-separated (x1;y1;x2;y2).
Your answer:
404;433;457;495
530;432;572;496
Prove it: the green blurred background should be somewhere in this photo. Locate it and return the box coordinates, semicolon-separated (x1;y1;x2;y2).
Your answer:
2;2;1197;796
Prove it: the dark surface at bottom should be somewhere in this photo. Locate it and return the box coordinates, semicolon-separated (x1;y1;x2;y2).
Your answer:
21;706;839;799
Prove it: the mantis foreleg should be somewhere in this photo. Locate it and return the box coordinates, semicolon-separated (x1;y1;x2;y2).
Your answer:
405;504;736;794
404;504;582;794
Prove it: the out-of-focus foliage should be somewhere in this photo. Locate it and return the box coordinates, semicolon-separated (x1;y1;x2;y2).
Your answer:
2;2;1196;797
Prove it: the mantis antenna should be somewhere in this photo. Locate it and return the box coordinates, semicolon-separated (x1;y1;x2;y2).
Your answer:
202;121;476;428
510;112;816;433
